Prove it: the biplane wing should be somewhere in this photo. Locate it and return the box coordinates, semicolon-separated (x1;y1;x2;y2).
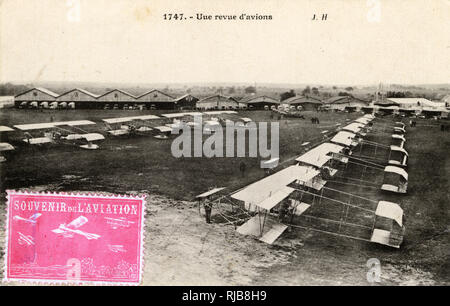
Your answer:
14;120;95;131
102;115;160;124
0;142;15;151
236;214;288;245
0;126;14;132
81;133;105;142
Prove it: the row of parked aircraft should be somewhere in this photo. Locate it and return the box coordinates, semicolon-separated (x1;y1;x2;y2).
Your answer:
0;110;253;161
196;114;410;248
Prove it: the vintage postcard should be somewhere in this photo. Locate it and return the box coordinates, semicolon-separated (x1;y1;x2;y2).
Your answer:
0;0;449;289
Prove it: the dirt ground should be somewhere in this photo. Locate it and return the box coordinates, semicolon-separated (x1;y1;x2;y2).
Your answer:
0;110;448;285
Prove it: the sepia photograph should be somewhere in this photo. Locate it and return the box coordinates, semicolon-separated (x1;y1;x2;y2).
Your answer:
0;0;449;290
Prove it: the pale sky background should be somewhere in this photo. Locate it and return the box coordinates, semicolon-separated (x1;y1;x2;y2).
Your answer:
1;0;449;85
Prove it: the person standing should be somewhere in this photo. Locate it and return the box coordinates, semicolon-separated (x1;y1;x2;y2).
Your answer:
239;161;246;177
204;201;212;224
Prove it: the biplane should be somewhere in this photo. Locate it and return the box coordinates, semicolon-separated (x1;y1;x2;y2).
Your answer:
153;126;173;139
326;116;409;193
344;116;408;166
14;120;104;150
52;216;100;240
102;115;160;136
0;126;15;162
197;164;405;248
0;142;14;162
195;114;406;248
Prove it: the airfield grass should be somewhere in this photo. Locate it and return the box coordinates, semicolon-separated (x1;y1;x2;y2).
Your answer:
0;108;359;199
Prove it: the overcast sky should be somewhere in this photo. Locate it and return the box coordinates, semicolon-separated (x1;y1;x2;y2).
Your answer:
1;0;449;85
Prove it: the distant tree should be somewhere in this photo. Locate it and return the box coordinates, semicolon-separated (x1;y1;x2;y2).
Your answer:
186;88;192;94
244;86;257;94
280;89;296;102
345;86;354;91
332;86;337;90
338;91;351;96
228;86;236;94
312;87;319;95
386;91;406;98
0;83;30;96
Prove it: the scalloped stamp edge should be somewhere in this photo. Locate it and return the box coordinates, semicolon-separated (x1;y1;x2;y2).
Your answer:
2;190;147;286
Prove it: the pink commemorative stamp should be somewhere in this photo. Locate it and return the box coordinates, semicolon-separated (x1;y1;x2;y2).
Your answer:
3;191;146;285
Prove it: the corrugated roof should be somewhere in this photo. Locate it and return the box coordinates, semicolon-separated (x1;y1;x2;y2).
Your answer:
325;96;371;105
58;88;100;98
174;94;199;102
198;94;238;103
35;87;59;97
97;89;137;99
240;95;280;104
136;89;174;100
282;95;323;105
15;87;59;98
